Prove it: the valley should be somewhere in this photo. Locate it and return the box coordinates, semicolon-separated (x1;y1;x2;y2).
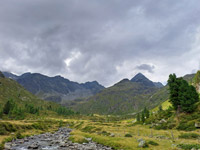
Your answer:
1;70;200;150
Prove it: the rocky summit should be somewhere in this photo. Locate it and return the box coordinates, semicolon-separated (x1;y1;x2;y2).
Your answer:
5;128;112;150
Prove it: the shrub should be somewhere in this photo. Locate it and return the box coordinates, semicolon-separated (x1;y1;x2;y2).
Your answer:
178;133;200;139
16;132;23;139
125;134;132;137
0;122;17;135
32;122;47;130
0;126;7;135
148;140;159;146
101;131;111;136
59;120;63;127
81;126;96;133
176;121;196;131
177;144;200;150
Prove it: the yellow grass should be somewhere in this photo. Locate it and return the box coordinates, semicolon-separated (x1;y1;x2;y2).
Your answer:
1;118;200;150
152;100;171;112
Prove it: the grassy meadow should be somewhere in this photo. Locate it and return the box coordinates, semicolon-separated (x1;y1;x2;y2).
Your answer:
1;116;200;150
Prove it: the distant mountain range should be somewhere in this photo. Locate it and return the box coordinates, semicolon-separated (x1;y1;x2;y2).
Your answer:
69;73;197;115
2;72;104;103
3;70;197;115
66;73;165;115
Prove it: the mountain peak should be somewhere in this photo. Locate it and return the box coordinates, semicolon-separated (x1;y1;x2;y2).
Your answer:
132;72;146;79
131;73;155;87
131;73;149;82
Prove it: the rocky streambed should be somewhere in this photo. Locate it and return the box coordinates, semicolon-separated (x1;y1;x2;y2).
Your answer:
4;128;112;150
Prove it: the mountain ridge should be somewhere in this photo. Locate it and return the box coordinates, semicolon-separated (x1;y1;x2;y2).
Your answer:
2;72;104;103
69;73;166;114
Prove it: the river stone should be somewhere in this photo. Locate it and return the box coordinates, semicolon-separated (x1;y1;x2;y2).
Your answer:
5;128;113;150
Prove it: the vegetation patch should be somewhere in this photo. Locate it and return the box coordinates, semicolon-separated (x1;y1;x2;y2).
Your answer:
178;133;200;139
148;140;159;146
101;131;111;136
81;126;96;133
176;121;196;131
177;144;200;150
69;135;88;144
124;133;132;137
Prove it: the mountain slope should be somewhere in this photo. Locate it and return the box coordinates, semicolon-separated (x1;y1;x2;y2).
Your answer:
70;73;165;115
0;71;74;118
3;72;104;103
150;73;197;112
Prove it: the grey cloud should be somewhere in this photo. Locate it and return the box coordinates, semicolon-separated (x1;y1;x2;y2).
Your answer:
0;0;200;86
136;64;155;73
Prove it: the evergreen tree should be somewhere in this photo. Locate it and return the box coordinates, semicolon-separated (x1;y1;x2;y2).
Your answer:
141;112;145;123
180;85;199;113
0;109;3;118
136;113;140;122
158;105;163;113
168;74;199;113
143;107;150;119
168;74;181;110
3;99;14;114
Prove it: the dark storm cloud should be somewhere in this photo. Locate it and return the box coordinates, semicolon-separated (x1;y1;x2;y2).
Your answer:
0;0;200;86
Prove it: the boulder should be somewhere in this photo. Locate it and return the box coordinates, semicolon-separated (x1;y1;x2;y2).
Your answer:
138;139;148;148
4;143;11;150
28;143;39;149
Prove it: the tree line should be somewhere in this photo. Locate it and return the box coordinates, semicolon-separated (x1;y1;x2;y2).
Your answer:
0;99;75;119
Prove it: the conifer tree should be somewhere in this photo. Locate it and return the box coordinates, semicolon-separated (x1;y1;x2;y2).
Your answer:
141;112;145;123
168;74;199;113
136;113;140;122
158;105;163;113
3;100;13;114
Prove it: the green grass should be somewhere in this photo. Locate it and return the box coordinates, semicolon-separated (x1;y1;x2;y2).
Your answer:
152;100;171;112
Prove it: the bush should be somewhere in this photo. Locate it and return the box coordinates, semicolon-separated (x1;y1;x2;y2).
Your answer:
148;140;159;146
101;131;111;136
125;134;132;137
16;132;23;139
176;121;196;131
32;122;47;130
179;133;200;139
154;122;175;130
177;144;200;150
0;122;17;135
0;126;7;135
81;126;96;133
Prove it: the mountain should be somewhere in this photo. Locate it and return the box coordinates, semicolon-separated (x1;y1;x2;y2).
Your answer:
0;71;74;118
2;72;19;80
70;73;197;115
2;72;104;103
130;73;155;87
69;73;166;115
131;73;163;88
153;82;164;88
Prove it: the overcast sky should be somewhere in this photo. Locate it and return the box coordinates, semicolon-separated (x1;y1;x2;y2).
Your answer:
0;0;200;87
